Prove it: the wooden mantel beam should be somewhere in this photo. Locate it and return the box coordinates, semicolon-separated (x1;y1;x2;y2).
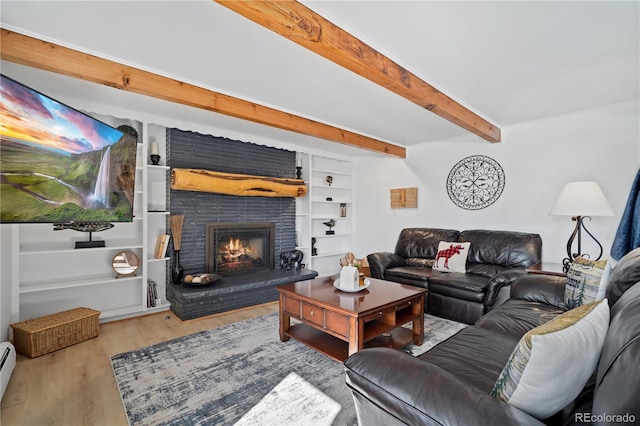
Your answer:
171;168;307;197
216;0;501;143
0;29;406;158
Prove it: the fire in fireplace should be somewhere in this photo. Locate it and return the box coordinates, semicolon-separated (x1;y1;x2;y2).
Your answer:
205;223;275;275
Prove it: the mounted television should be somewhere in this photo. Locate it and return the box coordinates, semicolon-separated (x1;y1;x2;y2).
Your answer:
0;74;138;224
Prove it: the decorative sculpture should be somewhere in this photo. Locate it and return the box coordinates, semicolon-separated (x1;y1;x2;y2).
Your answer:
280;250;304;271
323;219;336;235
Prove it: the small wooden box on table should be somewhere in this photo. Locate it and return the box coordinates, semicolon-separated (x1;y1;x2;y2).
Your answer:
277;277;427;362
10;307;100;358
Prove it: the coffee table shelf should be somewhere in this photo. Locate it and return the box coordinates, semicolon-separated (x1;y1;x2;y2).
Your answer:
286;322;416;363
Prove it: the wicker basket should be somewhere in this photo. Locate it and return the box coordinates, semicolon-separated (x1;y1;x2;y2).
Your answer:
10;307;100;358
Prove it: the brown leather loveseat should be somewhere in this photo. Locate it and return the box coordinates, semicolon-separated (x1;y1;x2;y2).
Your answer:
368;228;542;324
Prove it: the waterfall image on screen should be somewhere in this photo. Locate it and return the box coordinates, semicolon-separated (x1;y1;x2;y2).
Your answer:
91;146;111;208
0;74;138;223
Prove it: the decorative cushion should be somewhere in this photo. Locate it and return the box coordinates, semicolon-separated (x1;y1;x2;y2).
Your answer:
565;257;609;309
433;241;470;273
491;300;610;419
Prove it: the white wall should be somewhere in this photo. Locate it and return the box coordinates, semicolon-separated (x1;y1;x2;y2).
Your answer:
353;100;640;264
0;226;16;342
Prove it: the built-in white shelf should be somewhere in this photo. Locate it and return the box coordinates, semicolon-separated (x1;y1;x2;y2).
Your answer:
101;305;146;322
311;168;351;176
12;118;171;322
148;164;170;171
20;275;141;294
19;241;143;255
296;154;353;277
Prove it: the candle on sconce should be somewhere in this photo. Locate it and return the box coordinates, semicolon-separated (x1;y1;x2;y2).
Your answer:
150;142;160;156
295;157;303;179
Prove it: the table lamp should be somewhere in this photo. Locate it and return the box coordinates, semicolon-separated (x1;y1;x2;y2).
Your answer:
550;181;614;271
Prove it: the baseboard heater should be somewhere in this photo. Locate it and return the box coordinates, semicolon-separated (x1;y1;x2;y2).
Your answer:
0;342;16;401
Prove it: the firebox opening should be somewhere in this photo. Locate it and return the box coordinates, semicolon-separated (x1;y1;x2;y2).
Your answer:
205;222;275;276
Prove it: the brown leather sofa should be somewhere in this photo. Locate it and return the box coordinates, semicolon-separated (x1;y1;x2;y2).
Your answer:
345;247;640;426
368;228;542;324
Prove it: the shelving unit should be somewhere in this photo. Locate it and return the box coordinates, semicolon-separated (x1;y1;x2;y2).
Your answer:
10;116;171;323
296;154;354;277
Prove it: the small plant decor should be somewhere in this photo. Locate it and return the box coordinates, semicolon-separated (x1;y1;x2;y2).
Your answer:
339;252;363;269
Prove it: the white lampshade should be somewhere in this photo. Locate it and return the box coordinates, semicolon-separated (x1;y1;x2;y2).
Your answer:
550;181;614;216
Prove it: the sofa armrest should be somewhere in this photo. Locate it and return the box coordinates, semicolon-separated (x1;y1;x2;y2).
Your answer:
344;348;544;426
485;270;528;308
510;274;567;309
367;252;406;279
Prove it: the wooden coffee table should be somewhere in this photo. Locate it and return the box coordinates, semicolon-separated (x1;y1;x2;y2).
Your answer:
277;276;427;362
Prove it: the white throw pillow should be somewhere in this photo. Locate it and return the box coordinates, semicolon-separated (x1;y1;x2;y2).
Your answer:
433;241;470;273
491;299;610;419
565;257;608;309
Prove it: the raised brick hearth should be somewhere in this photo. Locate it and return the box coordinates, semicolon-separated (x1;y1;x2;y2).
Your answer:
167;269;318;320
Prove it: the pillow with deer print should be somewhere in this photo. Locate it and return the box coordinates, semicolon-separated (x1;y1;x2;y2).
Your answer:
433;241;470;273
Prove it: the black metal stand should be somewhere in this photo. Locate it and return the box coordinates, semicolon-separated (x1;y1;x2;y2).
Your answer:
562;215;604;272
75;232;106;249
296;166;302;179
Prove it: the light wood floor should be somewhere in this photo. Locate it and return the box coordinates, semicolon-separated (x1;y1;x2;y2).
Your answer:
1;302;279;426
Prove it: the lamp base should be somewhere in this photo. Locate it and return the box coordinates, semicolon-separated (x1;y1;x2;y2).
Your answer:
561;215;604;271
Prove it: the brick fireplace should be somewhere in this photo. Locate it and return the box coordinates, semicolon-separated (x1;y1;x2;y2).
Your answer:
167;128;296;275
165;129;317;320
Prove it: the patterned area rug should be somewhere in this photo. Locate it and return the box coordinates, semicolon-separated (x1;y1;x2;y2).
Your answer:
111;312;465;426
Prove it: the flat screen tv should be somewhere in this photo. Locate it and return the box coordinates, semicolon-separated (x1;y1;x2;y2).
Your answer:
0;74;138;224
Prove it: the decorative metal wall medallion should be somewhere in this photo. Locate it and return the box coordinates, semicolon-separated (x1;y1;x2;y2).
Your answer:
446;155;505;210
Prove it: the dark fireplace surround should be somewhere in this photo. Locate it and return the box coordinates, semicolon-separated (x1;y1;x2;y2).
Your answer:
165;129;317;320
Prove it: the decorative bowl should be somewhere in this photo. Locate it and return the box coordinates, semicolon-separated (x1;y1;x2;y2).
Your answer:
183;273;221;286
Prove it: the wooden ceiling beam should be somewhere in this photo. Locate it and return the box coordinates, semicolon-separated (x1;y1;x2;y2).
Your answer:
0;29;406;158
216;0;501;143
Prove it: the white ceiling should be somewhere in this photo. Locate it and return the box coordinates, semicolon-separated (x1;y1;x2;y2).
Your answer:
1;1;638;156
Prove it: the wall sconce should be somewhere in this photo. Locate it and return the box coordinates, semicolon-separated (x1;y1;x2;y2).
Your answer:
550;181;614;271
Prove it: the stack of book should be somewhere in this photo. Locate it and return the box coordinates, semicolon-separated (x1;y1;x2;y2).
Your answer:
154;234;170;259
147;280;160;308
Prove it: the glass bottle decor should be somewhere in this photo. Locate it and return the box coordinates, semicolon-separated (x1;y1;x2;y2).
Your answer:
171;250;184;284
